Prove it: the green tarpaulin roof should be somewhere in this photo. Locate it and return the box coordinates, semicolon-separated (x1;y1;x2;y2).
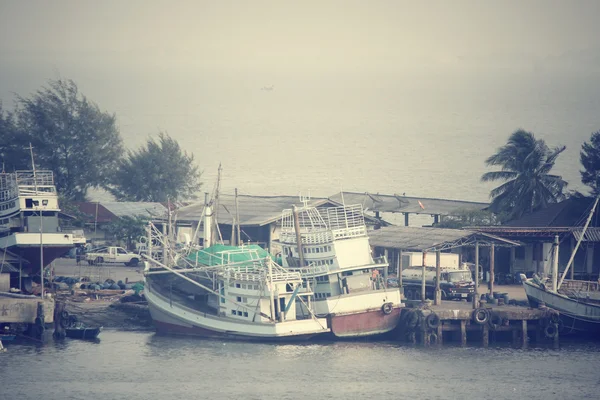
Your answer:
187;244;271;267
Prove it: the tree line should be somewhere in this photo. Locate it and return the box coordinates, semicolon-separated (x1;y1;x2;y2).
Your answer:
482;129;600;222
0;78;201;203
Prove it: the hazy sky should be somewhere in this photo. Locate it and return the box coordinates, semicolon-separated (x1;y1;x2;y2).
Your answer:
2;0;600;79
2;1;600;200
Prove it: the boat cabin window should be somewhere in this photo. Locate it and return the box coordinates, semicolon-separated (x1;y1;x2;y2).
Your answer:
236;283;241;288
231;310;236;315
243;312;248;317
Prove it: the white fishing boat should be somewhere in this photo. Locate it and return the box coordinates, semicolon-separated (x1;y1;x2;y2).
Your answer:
274;202;403;338
142;201;330;341
521;196;600;335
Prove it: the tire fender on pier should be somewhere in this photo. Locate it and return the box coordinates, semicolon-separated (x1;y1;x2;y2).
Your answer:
425;312;440;330
473;308;490;325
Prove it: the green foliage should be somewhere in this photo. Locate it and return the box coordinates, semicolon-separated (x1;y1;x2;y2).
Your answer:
103;215;149;250
481;129;567;220
6;79;124;201
435;209;502;229
0;102;27;171
580;130;600;196
107;132;202;202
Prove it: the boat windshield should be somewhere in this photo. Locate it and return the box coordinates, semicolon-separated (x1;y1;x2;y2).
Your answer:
448;271;472;282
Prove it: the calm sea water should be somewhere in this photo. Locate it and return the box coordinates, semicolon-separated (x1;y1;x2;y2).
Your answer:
1;330;599;400
3;68;600;203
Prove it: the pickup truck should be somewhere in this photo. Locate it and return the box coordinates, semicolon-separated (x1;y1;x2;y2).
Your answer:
85;246;141;267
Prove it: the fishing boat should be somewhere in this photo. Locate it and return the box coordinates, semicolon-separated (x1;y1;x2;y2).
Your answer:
274;202;403;338
65;325;102;340
521;196;600;335
142;199;330;341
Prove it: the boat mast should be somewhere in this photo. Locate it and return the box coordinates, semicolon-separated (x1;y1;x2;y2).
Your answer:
203;192;213;248
292;205;305;267
551;235;559;292
235;188;241;246
29;143;43;298
29;143;38;192
557;195;600;289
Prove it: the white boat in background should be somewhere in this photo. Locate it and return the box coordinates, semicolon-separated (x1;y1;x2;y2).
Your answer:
142;202;330;341
0;169;80;282
521;196;600;335
274;202;402;338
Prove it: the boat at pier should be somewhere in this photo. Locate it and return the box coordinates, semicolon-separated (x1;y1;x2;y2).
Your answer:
521;196;600;335
142;201;330;341
274;202;403;338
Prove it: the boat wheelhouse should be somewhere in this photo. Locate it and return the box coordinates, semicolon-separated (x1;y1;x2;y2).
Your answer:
274;203;402;338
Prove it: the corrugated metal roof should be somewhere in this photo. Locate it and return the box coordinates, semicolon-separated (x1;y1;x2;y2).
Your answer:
369;226;473;250
368;226;519;251
101;202;168;219
176;195;341;226
573;227;600;242
329;192;489;216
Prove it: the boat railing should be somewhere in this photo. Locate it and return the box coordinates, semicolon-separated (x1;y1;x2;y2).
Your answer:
323;204;365;230
279;230;333;245
288;264;330;278
15;170;55;186
559;279;600;293
331;225;367;240
223;268;302;283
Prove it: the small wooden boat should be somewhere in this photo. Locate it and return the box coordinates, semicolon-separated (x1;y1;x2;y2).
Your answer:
0;334;16;341
65;326;102;340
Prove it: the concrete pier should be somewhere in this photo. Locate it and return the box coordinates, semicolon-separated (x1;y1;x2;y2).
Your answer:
396;300;559;348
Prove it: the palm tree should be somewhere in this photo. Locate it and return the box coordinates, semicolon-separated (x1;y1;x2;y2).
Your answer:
481;130;567;220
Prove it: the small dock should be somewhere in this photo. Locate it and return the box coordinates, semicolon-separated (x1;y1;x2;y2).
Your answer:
395;300;560;348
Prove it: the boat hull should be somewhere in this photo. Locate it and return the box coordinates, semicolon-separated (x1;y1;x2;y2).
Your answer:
149;303;322;342
522;279;600;335
327;307;402;338
65;327;102;340
145;281;330;342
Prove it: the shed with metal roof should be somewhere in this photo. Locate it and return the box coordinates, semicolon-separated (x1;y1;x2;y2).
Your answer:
329;191;489;226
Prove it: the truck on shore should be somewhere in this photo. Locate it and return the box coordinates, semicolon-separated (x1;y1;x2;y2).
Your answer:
399;252;475;301
85;246;141;267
